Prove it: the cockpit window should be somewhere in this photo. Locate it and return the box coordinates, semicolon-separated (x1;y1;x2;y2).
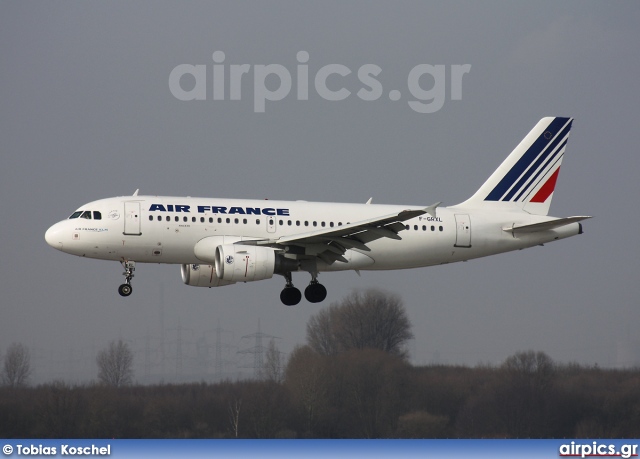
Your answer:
69;210;101;219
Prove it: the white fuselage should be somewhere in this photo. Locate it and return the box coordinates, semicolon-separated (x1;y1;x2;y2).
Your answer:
45;195;581;271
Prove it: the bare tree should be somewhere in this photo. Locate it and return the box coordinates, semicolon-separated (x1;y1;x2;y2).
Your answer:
2;342;31;387
502;350;556;390
96;340;134;387
263;339;284;383
306;307;339;356
228;398;242;438
306;289;414;358
498;350;557;437
338;348;408;438
284;345;329;435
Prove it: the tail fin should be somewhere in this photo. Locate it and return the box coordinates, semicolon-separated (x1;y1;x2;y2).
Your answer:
457;117;573;215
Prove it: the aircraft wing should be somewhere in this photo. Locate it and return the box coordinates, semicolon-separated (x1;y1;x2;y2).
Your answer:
251;203;441;264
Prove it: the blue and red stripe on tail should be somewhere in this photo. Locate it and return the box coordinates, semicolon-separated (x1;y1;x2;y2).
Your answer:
456;117;573;216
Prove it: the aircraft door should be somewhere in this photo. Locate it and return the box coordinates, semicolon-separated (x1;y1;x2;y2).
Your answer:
124;201;142;235
454;214;471;248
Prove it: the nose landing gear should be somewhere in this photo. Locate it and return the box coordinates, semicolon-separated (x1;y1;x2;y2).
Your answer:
118;260;135;297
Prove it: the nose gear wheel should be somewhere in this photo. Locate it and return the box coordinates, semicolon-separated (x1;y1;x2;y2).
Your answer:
118;260;136;297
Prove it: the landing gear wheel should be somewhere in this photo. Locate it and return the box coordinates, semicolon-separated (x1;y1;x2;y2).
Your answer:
118;284;133;297
119;260;136;298
304;282;327;303
280;287;302;306
280;271;301;306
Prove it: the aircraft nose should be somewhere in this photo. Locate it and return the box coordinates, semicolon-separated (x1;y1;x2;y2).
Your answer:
45;222;65;250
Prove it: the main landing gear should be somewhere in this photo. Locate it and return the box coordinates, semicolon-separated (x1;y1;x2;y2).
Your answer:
305;280;327;303
280;272;327;306
118;260;135;297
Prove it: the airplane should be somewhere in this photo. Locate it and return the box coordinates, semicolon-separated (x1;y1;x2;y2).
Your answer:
45;117;590;306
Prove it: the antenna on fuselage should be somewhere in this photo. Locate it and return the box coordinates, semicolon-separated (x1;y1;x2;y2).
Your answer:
132;189;139;196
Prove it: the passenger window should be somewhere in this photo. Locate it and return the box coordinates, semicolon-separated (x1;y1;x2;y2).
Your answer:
201;217;205;223
183;216;188;222
175;216;179;222
313;221;317;227
330;222;334;227
149;216;153;221
166;216;170;222
439;226;443;231
218;218;222;224
431;226;435;231
321;222;326;227
157;216;162;221
93;211;102;220
243;219;247;224
414;225;418;231
192;217;196;223
209;217;213;223
81;211;92;219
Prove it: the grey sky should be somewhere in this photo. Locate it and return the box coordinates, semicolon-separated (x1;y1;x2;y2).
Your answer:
2;1;639;382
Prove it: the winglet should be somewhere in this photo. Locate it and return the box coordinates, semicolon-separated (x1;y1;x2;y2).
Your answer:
425;202;441;218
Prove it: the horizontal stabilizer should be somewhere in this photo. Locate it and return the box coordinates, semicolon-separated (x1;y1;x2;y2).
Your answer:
503;216;591;234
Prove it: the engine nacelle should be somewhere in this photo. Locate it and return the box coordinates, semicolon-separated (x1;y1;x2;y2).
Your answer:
181;264;236;287
215;244;276;282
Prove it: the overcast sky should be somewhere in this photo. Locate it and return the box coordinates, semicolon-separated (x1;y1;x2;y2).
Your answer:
2;1;639;383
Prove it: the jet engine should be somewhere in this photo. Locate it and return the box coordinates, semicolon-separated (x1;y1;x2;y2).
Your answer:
215;244;276;282
181;263;236;287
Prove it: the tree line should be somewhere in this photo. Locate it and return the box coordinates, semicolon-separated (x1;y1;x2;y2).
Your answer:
1;290;639;438
1;352;639;438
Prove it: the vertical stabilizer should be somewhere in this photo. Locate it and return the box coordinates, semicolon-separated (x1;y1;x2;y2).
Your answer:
456;117;573;215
